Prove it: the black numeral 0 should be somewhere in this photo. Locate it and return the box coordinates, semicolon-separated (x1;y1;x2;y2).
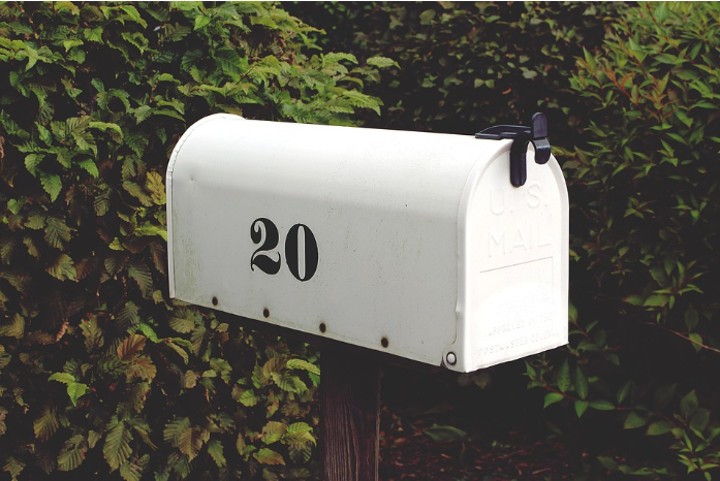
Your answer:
285;224;318;282
250;218;281;274
250;218;319;281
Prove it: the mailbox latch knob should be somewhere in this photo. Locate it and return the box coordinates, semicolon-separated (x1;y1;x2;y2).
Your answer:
475;112;551;187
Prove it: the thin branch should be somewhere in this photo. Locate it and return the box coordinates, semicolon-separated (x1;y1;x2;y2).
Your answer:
645;321;720;355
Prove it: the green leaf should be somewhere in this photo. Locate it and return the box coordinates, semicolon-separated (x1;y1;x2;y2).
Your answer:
271;372;307;393
135;224;167;240
49;372;76;385
557;360;571;393
262;421;287;445
589;400;615;411
675;110;693;128
0;350;11;370
419;9;436;25
6;198;22;215
169;308;198;334
366;56;399;68
194;14;212;30
597;456;617;470
1;407;10;435
119;457;145;481
285;422;316;460
128;261;153;298
207;439;226;468
80;317;105;352
62;39;84;52
646;420;671;436
164;417;206;460
575;366;589;399
57;434;87;471
205;358;229;382
237;389;258;407
690;408;710;432
166;341;189;364
39;172;62;201
121;32;149;53
104;417;133;471
2;456;25;479
574;400;589;418
77;158;99;177
116;301;140;330
89;121;123;141
47;253;77;281
688;332;703;352
341;90;381;115
24;153;44;176
145;171;165;205
49;373;88;406
123;181;153;206
137;323;159;343
120;5;147;27
66;381;89;406
253;448;285;466
643;294;667;308
0;314;25;339
616;381;632;404
655;53;680;65
33;406;59;441
424;424;467;442
286;358;320;376
163;417;190;445
623;412;646;429
82;26;103;43
44;216;72;248
544;392;564;408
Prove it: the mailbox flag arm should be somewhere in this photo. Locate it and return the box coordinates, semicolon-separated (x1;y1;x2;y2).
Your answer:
475;112;551;187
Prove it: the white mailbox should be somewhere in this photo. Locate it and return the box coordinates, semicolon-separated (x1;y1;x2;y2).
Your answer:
167;113;568;372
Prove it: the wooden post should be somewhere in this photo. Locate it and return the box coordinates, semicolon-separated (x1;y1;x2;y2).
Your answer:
321;346;381;481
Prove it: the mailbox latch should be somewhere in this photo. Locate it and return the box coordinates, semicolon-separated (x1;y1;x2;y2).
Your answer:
475;112;551;188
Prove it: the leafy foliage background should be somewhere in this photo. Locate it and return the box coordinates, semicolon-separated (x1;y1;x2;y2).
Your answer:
2;2;720;481
0;3;388;480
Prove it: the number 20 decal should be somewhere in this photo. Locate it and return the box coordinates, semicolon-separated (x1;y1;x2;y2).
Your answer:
251;218;318;282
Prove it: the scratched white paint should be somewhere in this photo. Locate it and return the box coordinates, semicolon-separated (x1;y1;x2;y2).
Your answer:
166;114;568;372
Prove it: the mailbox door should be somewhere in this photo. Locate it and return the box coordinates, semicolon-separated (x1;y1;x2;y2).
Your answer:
455;146;569;370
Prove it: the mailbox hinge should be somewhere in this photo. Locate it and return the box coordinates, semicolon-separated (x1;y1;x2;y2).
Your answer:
475;112;551;187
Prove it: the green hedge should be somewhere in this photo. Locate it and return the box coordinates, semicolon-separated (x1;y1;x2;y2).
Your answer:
0;3;388;480
288;2;622;137
538;3;720;477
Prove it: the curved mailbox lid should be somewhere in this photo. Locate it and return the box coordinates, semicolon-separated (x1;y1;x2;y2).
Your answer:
455;142;568;370
167;114;568;372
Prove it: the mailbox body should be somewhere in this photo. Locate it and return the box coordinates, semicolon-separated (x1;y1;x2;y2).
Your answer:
167;114;568;372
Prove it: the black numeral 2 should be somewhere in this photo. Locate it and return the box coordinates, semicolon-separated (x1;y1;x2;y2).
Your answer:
250;218;318;282
250;218;281;275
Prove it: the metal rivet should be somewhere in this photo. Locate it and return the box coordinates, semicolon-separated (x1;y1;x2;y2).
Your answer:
319;322;327;333
263;308;270;318
446;352;457;366
381;337;389;348
211;296;218;306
